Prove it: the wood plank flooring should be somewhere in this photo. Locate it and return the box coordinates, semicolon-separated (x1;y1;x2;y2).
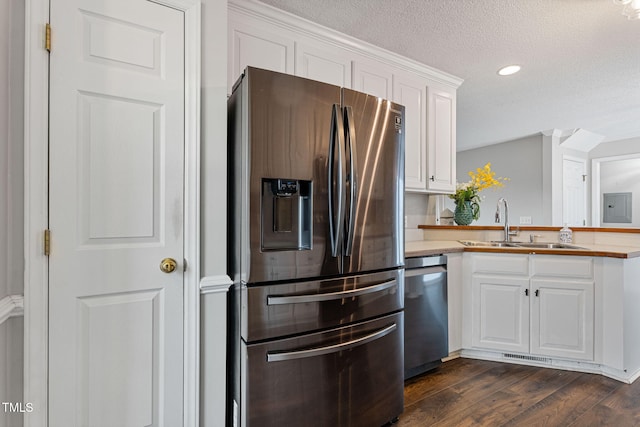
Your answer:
398;357;640;426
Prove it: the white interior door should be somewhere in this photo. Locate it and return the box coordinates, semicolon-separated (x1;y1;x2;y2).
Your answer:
563;157;587;227
48;1;185;426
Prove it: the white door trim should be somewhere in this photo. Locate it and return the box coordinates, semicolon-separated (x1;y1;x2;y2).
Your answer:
562;154;588;227
23;1;202;426
591;152;640;227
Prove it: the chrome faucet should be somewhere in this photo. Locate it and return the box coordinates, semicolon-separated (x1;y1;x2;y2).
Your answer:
495;198;518;242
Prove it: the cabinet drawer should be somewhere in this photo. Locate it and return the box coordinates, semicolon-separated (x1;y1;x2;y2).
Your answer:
532;256;593;279
470;254;529;275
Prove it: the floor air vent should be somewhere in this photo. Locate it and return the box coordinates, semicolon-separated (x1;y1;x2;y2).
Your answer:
503;353;551;364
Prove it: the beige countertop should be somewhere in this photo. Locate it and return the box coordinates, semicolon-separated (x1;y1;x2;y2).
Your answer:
405;240;465;258
405;240;640;259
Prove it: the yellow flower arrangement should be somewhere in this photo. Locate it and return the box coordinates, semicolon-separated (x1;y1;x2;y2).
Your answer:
449;162;508;221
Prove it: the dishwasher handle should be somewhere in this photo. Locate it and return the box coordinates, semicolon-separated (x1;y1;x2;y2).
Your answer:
405;265;446;278
405;255;447;269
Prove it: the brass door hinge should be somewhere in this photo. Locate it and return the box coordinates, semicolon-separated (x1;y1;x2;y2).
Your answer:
45;23;51;52
44;229;51;256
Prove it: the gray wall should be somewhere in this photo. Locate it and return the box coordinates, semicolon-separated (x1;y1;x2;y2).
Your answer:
0;0;25;426
455;134;546;226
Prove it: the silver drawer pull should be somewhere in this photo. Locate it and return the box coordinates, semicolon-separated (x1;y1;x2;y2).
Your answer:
267;279;396;305
267;323;397;362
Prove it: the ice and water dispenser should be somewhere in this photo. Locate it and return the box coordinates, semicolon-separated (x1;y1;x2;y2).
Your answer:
261;178;312;251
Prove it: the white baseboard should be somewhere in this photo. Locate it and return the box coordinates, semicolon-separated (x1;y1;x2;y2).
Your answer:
461;348;639;384
442;350;462;362
0;294;24;325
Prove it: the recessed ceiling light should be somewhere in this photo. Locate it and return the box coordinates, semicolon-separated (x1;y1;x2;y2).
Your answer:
497;65;521;76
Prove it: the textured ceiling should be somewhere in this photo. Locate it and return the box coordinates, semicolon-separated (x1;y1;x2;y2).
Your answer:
258;0;640;151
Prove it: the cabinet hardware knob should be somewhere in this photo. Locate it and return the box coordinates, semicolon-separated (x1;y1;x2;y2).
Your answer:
535;289;540;297
525;289;529;296
430;175;435;181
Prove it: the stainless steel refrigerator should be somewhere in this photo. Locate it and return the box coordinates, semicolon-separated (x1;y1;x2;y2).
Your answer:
227;67;405;427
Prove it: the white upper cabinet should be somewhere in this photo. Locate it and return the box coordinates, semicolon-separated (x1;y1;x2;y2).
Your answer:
353;61;393;99
227;15;294;91
295;43;352;88
228;0;463;192
426;83;456;193
393;76;457;193
393;74;427;190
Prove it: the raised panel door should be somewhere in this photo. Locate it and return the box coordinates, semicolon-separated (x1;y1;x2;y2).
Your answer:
531;279;594;360
393;74;427;192
352;61;393;99
228;15;294;92
49;1;185;425
295;42;352;87
426;83;456;193
472;275;530;353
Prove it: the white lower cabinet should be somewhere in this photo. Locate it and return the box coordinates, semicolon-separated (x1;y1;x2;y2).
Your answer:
530;277;594;360
473;275;529;353
467;253;594;362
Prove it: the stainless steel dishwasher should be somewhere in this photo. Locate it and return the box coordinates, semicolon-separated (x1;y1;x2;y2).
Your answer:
404;255;448;379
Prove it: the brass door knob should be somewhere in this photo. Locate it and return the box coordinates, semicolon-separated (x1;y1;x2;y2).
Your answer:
160;258;178;273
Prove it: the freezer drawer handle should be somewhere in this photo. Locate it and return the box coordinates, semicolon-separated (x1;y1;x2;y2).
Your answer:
267;278;396;305
266;323;397;362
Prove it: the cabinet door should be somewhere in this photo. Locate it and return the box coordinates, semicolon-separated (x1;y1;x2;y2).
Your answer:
426;83;456;193
393;74;427;191
352;61;393;99
530;279;594;360
472;275;529;353
228;15;294;92
295;42;352;87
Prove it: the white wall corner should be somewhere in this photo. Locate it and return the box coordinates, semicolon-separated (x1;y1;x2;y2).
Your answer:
0;294;25;325
560;128;605;152
200;275;234;294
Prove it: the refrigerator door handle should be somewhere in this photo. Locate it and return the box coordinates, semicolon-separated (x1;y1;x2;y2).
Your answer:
343;106;358;256
266;323;397;362
267;278;397;305
328;104;345;257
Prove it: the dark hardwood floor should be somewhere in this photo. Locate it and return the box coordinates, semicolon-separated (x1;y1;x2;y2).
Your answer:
398;357;640;426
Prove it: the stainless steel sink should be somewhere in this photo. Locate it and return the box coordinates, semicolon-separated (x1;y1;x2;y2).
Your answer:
459;240;519;247
514;242;587;250
459;240;588;250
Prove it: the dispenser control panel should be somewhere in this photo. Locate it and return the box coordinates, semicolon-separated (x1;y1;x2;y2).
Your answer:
272;179;298;196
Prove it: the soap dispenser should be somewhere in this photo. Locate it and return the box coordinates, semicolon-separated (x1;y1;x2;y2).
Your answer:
559;224;573;243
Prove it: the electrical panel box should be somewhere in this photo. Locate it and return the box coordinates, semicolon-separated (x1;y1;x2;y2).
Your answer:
603;192;632;223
